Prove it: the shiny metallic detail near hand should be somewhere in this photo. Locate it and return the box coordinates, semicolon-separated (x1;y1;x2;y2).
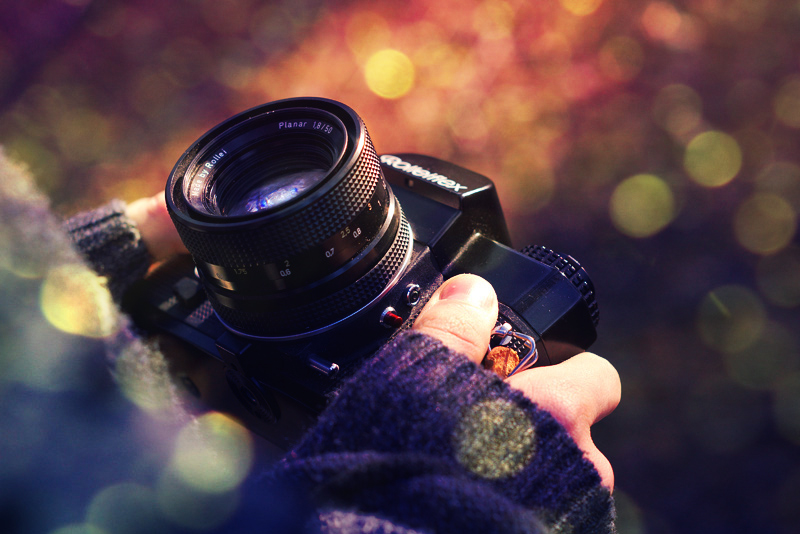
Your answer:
489;322;538;376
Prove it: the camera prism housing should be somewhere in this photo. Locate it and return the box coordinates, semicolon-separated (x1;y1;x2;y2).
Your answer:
125;98;599;449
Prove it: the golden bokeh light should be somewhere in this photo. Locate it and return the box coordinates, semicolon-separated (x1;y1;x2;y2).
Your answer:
756;245;800;307
115;344;179;416
4;317;87;393
156;469;240;531
500;150;556;214
53;107;113;164
473;0;515;39
697;285;766;354
756;161;800;211
700;0;769;32
559;0;604;17
170;412;254;494
613;490;646;534
345;12;391;61
399;89;444;129
364;49;415;99
159;38;212;89
414;42;477;90
0;232;47;280
40;264;118;338
724;322;800;390
129;71;178;117
4;138;62;196
453;398;535;479
734;193;797;255
653;84;703;140
684;131;742;187
446;91;490;144
87;482;162;534
642;2;682;42
598;36;644;82
528;32;572;75
773;76;800;129
609;174;676;238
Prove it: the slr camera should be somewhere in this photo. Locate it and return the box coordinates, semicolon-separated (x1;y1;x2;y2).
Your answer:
126;97;599;449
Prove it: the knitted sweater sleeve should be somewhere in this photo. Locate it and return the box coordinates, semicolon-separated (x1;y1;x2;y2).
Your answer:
270;331;615;534
63;200;152;302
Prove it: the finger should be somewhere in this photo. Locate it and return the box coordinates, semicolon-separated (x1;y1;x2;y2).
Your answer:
582;437;615;491
412;274;498;364
506;352;620;429
505;352;620;489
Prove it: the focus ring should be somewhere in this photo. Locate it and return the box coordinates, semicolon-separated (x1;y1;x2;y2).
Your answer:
171;127;383;267
209;210;413;337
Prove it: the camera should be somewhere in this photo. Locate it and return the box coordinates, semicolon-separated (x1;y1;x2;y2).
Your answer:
125;97;599;450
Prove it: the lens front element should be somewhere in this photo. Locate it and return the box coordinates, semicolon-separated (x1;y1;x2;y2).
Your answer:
182;109;348;218
232;169;325;216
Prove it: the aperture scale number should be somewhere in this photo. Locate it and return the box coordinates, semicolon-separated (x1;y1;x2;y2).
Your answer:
313;121;333;134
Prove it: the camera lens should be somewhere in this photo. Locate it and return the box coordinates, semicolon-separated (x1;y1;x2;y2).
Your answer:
167;98;413;339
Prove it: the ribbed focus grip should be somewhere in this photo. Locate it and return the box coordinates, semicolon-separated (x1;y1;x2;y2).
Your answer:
521;245;599;327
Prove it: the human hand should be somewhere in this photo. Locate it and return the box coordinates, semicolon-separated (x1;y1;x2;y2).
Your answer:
125;192;187;261
412;274;621;490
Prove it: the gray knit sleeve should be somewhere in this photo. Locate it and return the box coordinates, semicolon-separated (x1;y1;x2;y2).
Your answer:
64;200;153;301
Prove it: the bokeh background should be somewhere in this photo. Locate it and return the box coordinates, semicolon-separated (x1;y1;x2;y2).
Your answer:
2;0;800;532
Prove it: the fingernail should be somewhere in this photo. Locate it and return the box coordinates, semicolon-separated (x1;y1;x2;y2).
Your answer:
439;275;496;310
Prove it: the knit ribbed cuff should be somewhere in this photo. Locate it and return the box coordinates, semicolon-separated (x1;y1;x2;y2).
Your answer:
294;332;603;493
63;200;152;302
281;330;613;532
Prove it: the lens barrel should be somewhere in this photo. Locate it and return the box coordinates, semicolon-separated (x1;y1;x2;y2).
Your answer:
166;98;413;338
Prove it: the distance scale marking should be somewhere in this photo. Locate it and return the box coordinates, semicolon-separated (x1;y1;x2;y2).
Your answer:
199;181;394;293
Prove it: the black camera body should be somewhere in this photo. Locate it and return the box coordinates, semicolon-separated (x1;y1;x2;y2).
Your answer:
125;99;598;449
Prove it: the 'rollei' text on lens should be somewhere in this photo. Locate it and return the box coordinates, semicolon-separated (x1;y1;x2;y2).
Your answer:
205;149;228;169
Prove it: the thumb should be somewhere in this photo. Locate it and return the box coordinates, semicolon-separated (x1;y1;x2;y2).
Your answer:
412;274;498;364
